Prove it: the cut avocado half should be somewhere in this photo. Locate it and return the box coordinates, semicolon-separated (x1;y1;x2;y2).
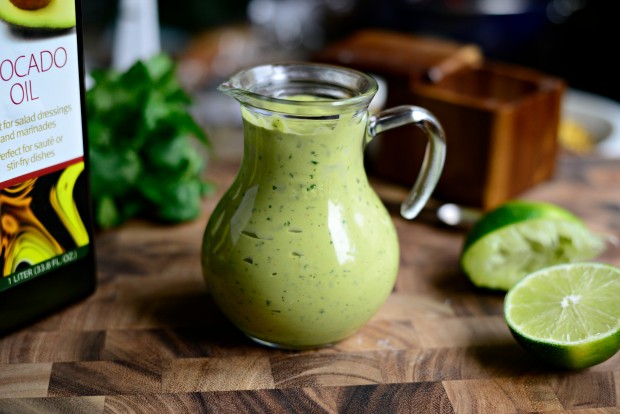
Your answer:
0;0;75;31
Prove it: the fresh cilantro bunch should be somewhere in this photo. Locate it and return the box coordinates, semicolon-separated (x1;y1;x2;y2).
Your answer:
86;53;212;229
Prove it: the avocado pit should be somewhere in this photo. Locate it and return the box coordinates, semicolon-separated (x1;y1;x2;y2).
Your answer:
9;0;51;10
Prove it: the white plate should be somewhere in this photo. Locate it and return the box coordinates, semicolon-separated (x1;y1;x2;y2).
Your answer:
562;88;620;158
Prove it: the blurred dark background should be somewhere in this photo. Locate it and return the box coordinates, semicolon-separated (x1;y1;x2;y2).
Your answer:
81;0;620;103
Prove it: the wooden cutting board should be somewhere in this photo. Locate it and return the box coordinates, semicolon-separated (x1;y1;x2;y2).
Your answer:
0;135;619;413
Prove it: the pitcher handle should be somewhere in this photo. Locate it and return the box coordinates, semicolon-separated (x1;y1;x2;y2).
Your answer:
368;105;447;220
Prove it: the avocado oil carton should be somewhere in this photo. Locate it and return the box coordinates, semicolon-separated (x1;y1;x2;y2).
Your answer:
0;0;96;333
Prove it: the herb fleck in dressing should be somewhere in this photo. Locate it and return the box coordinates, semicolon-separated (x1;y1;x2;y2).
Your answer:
202;99;399;349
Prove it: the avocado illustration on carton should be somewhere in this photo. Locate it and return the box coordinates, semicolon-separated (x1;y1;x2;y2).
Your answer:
0;0;76;32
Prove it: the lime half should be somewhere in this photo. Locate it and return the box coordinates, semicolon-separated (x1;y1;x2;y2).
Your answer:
504;262;620;369
461;200;606;291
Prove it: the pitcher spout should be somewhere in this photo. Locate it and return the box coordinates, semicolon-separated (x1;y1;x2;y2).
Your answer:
217;62;378;116
216;81;245;102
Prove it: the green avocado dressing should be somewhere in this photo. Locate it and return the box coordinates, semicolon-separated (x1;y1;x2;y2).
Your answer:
202;95;399;349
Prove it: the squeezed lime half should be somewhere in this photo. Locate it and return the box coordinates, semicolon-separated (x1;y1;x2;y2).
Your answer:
461;200;606;291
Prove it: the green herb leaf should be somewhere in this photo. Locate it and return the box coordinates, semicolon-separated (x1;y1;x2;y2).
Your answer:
87;53;212;229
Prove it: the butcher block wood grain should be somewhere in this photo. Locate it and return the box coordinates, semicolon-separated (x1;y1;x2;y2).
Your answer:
0;128;619;413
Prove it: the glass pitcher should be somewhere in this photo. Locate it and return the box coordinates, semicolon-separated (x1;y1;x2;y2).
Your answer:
201;63;446;350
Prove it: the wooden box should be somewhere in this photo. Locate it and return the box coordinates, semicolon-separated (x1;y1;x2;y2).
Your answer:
316;30;565;210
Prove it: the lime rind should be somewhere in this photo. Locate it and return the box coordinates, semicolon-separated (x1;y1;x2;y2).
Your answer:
462;200;580;253
462;217;606;291
508;330;620;370
505;262;620;369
